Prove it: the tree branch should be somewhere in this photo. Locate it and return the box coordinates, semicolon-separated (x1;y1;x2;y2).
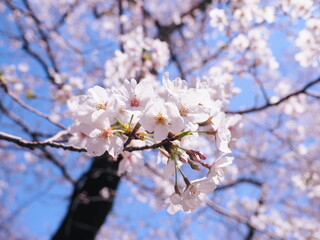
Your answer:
0;131;85;153
216;178;262;191
227;76;320;114
0;79;65;129
206;201;285;240
124;132;184;152
0;101;51;139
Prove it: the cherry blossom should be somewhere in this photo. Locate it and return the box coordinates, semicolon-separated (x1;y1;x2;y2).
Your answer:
1;0;320;239
139;100;184;141
82;114;125;157
209;8;228;31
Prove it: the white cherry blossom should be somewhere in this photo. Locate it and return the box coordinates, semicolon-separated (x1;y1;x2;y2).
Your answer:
208;154;234;184
168;89;210;128
83;114;125;157
116;78;154;116
139;100;184;141
209;8;228;31
66;86;115;123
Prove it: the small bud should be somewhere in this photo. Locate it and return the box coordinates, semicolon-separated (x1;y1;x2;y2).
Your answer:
198;151;206;160
186;150;200;162
187;150;206;161
188;159;201;171
26;91;36;99
179;155;188;163
201;162;211;169
160;149;170;158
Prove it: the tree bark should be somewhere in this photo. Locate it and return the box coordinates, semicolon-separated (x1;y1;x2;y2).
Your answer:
51;152;121;240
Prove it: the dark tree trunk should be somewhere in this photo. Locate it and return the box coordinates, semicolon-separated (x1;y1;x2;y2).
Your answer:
52;152;121;240
245;226;255;240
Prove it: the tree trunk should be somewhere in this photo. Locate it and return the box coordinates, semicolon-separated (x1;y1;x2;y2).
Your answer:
52;152;121;240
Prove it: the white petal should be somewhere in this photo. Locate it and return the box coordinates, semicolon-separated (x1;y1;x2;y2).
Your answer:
91;86;108;103
154;124;169;141
86;138;106;156
163;160;175;179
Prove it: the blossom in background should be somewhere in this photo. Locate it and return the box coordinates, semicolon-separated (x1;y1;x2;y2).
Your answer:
162;73;188;96
209;8;228;31
117;151;143;176
295;18;320;68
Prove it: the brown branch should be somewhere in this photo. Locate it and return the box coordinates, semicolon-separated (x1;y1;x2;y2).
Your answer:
227;76;320;114
0;101;51;139
141;0;215;78
245;189;265;240
118;0;125;52
0;131;86;153
4;0;60;86
123;122;141;148
306;91;320;99
22;0;60;74
216;178;262;191
206;201;285;240
251;67;270;104
50;0;80;30
124;132;184;152
40;148;75;183
0;79;65;129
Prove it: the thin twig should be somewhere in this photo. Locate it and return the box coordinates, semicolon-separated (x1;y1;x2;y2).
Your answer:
227;76;320;114
0;131;86;153
206;201;285;240
216;178;262;191
0;79;65;129
124;133;182;152
0;101;52;139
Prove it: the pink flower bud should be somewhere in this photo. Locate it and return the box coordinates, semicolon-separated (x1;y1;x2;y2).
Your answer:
179;155;188;163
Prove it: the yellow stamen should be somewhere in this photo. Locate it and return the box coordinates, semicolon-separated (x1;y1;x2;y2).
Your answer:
179;105;189;116
98;128;113;138
96;102;107;110
155;113;166;125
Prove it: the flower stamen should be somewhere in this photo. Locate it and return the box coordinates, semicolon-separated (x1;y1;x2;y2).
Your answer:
130;95;140;107
98;128;113;138
95;102;107;110
155;113;166;125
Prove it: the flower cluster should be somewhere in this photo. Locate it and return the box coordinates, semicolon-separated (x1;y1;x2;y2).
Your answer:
295;18;320;67
66;73;240;213
104;27;170;87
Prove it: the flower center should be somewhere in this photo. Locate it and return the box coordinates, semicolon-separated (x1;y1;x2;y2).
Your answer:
179;105;189;116
96;102;107;110
189;185;200;199
98;128;113;138
130;95;140;107
119;107;126;114
155;113;166;125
